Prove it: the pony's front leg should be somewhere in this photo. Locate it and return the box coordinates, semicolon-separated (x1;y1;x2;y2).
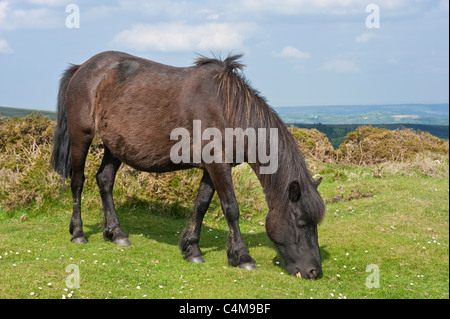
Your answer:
206;164;257;270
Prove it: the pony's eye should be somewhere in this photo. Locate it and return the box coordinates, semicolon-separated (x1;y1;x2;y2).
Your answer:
296;220;307;228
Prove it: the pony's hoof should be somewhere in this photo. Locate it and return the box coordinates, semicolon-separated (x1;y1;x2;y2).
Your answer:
71;237;87;244
114;238;132;246
186;256;206;263
239;263;258;271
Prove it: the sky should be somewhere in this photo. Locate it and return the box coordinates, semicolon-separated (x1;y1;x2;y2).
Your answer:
0;0;448;111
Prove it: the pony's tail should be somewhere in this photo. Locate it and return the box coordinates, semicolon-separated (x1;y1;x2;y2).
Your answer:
50;64;80;180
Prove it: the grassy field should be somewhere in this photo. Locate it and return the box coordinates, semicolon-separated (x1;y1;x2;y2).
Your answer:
0;161;448;299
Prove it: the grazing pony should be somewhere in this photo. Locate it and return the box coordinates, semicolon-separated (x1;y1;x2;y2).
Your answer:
51;51;325;279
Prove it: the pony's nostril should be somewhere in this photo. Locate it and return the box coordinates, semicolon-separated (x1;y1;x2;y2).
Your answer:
308;268;319;279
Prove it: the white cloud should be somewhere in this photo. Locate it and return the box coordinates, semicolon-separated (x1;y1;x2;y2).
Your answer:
27;0;71;7
240;0;363;15
0;1;9;22
272;46;311;60
110;22;257;52
355;33;383;43
320;58;361;73
0;1;60;30
0;37;13;54
388;58;398;64
439;0;449;13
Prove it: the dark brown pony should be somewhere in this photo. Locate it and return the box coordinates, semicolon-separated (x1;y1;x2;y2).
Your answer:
51;51;325;279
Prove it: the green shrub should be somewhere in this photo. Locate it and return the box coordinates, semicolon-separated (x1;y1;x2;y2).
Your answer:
336;126;449;165
288;127;336;163
1;116;448;213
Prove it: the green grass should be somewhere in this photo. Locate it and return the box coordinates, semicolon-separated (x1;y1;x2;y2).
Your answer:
0;163;448;299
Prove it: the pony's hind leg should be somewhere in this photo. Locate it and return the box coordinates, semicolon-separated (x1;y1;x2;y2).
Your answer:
96;147;131;246
69;133;94;244
179;170;215;263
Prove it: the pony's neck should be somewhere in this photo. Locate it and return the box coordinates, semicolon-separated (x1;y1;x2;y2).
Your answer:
247;126;303;210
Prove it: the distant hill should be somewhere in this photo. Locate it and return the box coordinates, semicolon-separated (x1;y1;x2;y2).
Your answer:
0;106;56;121
275;103;449;125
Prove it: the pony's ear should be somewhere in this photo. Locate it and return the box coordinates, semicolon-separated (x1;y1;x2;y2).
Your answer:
288;181;301;202
313;177;323;189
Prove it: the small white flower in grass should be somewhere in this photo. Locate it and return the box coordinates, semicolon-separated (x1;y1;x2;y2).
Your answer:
47;283;52;286
136;286;141;290
30;292;35;296
67;293;72;298
62;295;66;299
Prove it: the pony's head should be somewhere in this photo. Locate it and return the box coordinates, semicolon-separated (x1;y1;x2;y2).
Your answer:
266;177;325;279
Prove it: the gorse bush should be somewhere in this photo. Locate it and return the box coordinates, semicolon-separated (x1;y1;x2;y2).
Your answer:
0;114;205;214
0;115;448;212
288;127;335;163
0;114;59;211
0;113;54;170
336;126;449;165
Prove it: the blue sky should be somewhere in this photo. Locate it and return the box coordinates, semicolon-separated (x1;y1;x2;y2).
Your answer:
0;0;448;111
